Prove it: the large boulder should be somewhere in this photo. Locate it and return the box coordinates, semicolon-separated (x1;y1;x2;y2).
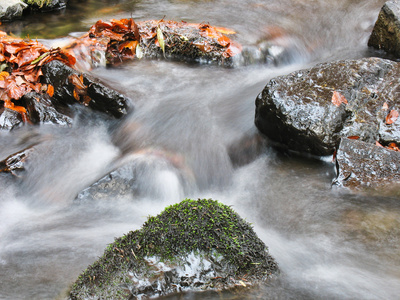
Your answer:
255;57;400;156
368;0;400;57
69;199;278;299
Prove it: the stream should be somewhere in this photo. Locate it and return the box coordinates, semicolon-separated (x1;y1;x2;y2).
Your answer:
1;0;400;299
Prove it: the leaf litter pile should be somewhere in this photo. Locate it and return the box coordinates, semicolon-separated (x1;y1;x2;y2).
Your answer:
65;18;241;68
0;32;75;121
0;18;241;123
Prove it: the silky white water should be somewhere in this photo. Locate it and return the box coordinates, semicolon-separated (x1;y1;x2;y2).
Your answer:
1;0;399;299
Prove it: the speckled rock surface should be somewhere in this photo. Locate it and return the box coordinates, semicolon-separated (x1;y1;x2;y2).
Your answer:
255;57;400;156
334;138;400;191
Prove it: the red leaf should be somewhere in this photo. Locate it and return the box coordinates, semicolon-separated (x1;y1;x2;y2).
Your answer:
386;109;399;125
331;91;348;107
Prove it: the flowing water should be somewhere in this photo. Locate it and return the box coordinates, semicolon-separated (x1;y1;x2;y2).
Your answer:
1;0;400;299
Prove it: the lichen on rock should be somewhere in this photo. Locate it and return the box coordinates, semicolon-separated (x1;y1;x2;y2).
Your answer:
69;198;278;299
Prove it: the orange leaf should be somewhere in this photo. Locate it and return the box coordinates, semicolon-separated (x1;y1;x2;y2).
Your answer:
347;136;359;140
47;84;54;97
386;109;399;125
331;91;348;107
214;26;236;35
376;141;383;147
73;89;80;101
382;102;388;110
0;71;9;80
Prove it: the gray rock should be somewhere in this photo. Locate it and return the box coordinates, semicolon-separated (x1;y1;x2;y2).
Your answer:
0;0;27;22
368;0;400;57
334;138;400;190
255;57;400;156
0;108;23;130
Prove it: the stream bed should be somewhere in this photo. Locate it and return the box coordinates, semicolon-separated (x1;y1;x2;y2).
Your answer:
1;0;400;299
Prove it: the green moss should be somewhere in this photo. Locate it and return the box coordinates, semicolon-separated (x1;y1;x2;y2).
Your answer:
69;198;278;299
23;0;52;8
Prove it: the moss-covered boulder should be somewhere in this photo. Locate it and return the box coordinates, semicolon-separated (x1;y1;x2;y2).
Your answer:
69;199;278;299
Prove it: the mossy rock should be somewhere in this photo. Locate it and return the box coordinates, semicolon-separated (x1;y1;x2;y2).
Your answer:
69;198;278;299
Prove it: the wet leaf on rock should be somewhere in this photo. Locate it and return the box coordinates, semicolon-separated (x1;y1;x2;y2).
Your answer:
385;109;399;125
331;91;348;107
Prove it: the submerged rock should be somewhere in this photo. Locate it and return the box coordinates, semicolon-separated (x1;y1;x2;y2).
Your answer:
69;199;278;299
75;149;194;202
255;57;400;156
0;146;33;176
334;138;400;191
368;0;400;57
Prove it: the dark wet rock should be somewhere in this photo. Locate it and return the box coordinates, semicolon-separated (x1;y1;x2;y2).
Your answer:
23;92;72;126
0;0;27;22
334;138;400;190
69;199;278;299
41;60;132;118
24;0;67;12
75;149;194;202
255;57;400;156
0;146;33;176
368;0;400;57
0;108;23;130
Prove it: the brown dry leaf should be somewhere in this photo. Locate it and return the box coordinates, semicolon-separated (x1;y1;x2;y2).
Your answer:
331;91;348;107
347;136;360;140
382;102;388;110
386;109;399;125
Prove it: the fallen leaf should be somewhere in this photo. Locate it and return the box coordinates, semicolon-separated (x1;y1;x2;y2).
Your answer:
331;91;348;107
0;71;9;80
376;141;383;147
157;26;165;56
387;142;400;151
382;102;388;110
386;109;399;124
347;136;359;140
47;84;54;97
